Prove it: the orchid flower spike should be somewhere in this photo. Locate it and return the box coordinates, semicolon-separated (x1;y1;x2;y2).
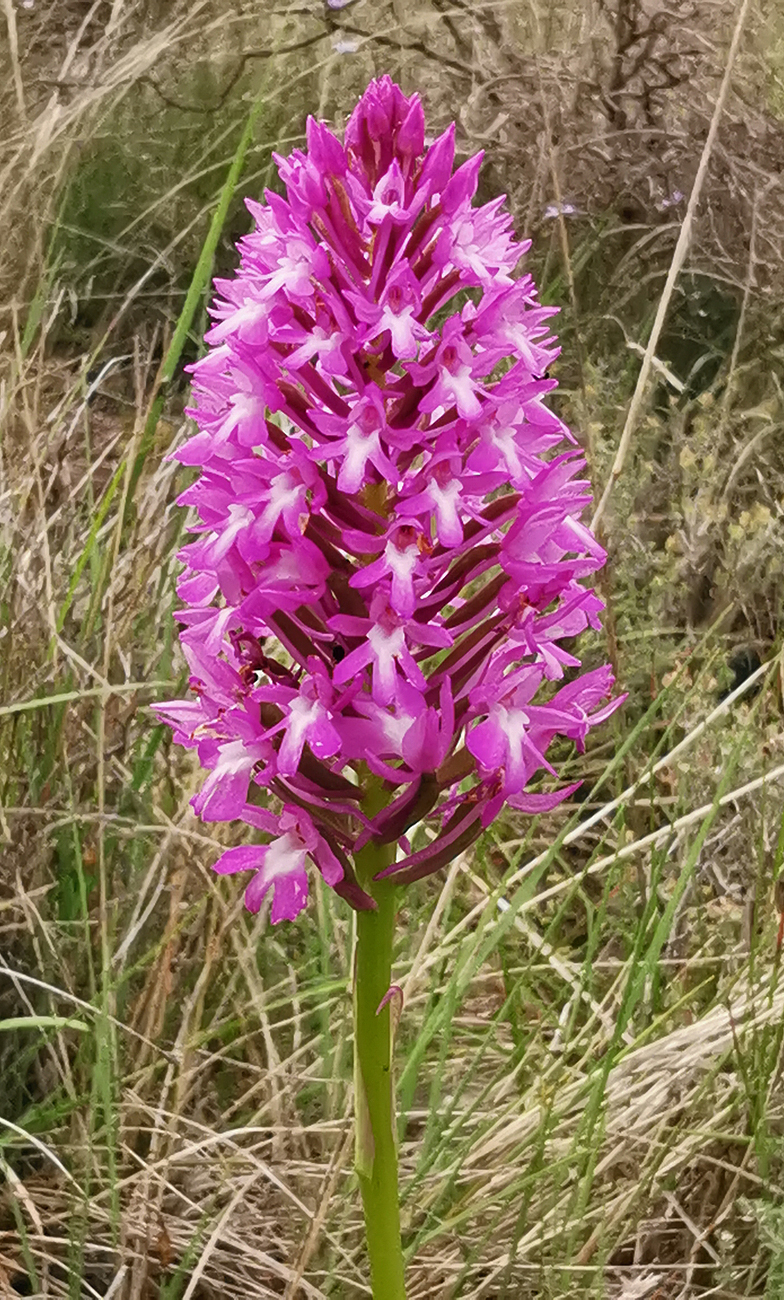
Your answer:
157;76;622;922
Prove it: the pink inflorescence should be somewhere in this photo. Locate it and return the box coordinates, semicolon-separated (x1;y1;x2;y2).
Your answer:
156;77;621;923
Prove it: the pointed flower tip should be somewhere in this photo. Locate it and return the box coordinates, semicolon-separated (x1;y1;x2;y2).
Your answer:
376;985;403;1015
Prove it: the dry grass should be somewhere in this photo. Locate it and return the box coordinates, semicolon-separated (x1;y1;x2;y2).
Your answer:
1;1;784;1296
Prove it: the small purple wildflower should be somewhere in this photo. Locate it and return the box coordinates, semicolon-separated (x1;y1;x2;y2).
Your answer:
543;202;578;219
156;77;622;922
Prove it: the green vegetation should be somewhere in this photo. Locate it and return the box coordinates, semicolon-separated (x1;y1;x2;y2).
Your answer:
1;1;783;1296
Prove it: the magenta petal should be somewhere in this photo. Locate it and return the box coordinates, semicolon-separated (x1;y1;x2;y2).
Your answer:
442;151;483;214
509;782;581;814
401;709;449;772
419;123;456;196
245;870;272;913
398;97;425;156
238;806;280;833
177;572;219;604
467;717;504;771
213;844;267;876
276;729;307;777
305;116;346;175
409;621;452;649
269;869;309;923
193;762;252;822
333;641;374;686
310;716;343;759
314;838;344;888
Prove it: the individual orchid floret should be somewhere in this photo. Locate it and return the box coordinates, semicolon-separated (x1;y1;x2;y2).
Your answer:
311;385;398;492
329;589;452;706
213;806;341;921
362;159;420;226
349;264;431;360
348;524;426;618
412;315;487;421
473;282;560;376
157;75;622;925
255;658;343;775
466;400;562;487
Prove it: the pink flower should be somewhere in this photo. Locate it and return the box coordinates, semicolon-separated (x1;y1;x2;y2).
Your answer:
329;591;452;706
348;525;425;618
213;807;342;922
156;77;619;922
311;385;398;492
349;264;431;361
413;316;487;421
255;660;342;776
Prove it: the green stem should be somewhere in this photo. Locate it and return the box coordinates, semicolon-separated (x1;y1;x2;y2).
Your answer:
354;838;406;1300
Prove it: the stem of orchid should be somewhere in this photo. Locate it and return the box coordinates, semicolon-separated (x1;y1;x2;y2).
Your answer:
354;838;406;1300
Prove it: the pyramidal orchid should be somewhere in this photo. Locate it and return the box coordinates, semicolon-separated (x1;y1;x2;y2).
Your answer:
157;76;620;1299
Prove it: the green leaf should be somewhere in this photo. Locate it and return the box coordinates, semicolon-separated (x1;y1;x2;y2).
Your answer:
0;1017;89;1033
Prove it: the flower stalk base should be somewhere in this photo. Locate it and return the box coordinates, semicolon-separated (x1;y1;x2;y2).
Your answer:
354;839;406;1300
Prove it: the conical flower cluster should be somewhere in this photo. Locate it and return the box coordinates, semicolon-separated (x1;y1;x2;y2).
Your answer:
157;77;620;922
